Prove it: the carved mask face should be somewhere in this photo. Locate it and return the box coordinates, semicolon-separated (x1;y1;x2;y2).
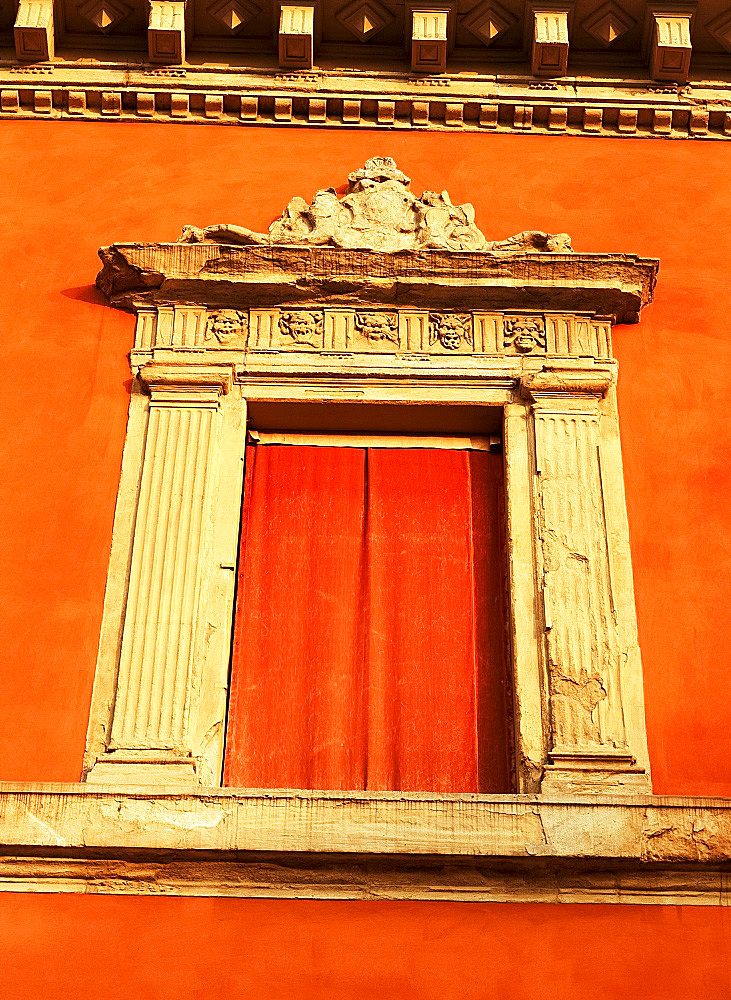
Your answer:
515;331;539;352
438;316;465;350
209;311;244;343
289;314;317;339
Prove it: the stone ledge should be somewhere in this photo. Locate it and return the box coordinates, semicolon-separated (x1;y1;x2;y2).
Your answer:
1;786;730;862
97;244;658;324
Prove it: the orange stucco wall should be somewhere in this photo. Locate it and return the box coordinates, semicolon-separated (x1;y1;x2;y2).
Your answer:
1;122;730;795
2;895;730;998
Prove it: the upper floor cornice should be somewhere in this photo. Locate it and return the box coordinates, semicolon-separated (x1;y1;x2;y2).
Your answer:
2;0;731;137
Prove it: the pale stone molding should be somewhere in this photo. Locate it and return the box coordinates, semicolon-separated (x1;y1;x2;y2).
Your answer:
87;160;657;796
521;371;651;794
14;0;54;61
85;360;246;786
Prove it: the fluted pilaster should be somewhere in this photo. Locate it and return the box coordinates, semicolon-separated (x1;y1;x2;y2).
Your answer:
523;371;651;794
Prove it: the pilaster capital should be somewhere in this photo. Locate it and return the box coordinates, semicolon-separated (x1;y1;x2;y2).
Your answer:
139;363;233;403
519;368;613;403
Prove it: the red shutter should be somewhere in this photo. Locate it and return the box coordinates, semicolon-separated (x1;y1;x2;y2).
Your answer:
224;444;511;793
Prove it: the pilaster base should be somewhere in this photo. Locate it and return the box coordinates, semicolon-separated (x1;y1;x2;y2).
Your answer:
86;751;198;786
541;751;651;797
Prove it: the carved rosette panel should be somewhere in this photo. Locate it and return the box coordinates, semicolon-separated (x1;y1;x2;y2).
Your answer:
132;306;613;363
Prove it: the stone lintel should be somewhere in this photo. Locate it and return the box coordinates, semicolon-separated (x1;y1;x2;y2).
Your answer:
96;244;658;325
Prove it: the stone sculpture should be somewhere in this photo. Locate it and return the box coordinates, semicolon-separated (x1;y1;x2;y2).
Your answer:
178;156;572;254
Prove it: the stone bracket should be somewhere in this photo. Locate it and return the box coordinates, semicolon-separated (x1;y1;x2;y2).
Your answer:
407;2;456;73
278;3;320;68
14;0;54;62
644;3;696;83
526;2;573;77
148;0;186;65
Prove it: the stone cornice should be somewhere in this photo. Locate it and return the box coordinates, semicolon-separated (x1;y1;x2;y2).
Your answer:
1;63;731;138
1;786;730;904
97;243;658;324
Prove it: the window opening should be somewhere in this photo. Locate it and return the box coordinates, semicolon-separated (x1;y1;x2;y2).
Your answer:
223;436;512;793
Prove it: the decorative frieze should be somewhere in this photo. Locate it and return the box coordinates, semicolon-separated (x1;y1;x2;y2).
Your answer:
131;305;614;362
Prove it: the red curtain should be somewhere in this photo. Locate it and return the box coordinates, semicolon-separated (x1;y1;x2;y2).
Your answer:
224;444;511;793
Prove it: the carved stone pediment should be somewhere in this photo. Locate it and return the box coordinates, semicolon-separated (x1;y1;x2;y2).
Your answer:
96;157;657;323
175;156;572;254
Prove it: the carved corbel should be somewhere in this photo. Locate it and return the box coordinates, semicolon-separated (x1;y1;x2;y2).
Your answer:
526;2;573;77
407;2;456;73
278;3;319;68
644;3;695;83
148;0;186;64
14;0;54;61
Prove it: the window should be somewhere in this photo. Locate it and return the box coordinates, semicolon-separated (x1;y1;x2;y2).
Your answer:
224;435;512;793
85;159;657;799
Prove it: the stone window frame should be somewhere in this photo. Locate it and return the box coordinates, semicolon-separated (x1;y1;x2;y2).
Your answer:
82;229;657;803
